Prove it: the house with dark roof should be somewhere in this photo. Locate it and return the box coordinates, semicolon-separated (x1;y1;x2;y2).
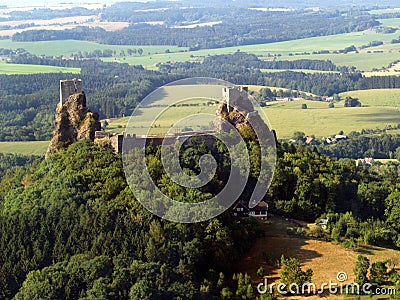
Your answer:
231;200;268;219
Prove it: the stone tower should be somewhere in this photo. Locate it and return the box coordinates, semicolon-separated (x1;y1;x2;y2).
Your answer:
60;78;82;106
222;86;249;112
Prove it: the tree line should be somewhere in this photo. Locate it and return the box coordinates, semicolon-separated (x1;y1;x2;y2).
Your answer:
12;9;378;50
318;132;400;159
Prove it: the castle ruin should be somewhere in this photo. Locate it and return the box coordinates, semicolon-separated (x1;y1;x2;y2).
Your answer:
222;86;250;112
94;85;261;153
60;78;82;106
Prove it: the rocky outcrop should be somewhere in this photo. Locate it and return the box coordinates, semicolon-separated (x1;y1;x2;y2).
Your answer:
215;87;260;136
46;92;101;158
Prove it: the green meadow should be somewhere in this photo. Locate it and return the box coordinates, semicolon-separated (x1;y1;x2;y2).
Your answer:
265;99;399;138
107;86;400;139
0;26;399;71
379;18;400;27
103;28;400;70
340;89;400;106
277;51;400;71
0;60;80;74
0;40;187;57
105;30;399;71
369;8;400;15
0;141;49;156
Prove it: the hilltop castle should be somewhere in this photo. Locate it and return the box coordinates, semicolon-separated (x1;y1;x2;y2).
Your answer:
51;80;266;155
96;85;262;153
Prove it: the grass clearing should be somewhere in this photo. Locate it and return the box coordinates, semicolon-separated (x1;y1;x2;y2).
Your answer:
339;89;400;106
106;85;400;139
279;51;400;71
0;60;80;74
108;101;399;139
375;159;399;163
0;39;188;57
379;18;400;28
265;99;399;138
370;8;400;15
110;30;400;70
108;84;223;135
0;141;49;155
0;27;398;71
109;28;400;70
237;215;400;300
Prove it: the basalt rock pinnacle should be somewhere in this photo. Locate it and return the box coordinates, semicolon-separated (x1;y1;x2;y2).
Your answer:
46;92;101;158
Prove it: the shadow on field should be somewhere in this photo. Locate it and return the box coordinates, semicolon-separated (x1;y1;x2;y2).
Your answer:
235;215;322;279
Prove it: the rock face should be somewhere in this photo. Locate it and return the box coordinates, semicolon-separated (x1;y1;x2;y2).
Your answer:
46;92;101;158
215;86;259;135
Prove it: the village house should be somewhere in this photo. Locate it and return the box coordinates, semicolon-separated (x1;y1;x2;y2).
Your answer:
335;134;347;141
356;157;375;167
231;200;269;219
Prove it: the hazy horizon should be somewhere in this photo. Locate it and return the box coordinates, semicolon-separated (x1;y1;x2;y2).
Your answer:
1;0;116;7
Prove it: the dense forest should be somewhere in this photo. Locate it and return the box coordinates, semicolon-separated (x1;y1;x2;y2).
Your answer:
0;136;399;298
0;59;182;141
0;138;264;299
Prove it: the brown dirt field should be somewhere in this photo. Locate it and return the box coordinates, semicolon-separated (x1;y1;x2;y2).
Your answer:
236;216;400;299
363;61;400;77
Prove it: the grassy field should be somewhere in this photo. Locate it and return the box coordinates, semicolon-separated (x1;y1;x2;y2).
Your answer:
375;159;399;163
1;23;400;71
0;39;187;57
97;28;400;70
0;60;80;74
339;89;400;106
370;8;400;15
238;216;400;299
104;84;400;139
109;84;224;134
107;99;399;139
103;28;400;70
279;51;400;71
379;18;400;27
265;99;399;138
0;27;399;71
0;141;48;155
